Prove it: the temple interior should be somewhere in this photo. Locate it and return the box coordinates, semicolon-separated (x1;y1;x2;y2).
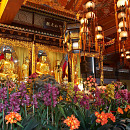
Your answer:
0;0;129;130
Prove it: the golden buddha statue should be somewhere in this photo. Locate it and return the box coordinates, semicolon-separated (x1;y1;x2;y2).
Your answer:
54;60;62;83
22;57;29;81
36;53;50;75
0;50;18;81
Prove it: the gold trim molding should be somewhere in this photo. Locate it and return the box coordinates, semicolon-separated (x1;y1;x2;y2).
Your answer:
0;37;32;60
36;43;66;53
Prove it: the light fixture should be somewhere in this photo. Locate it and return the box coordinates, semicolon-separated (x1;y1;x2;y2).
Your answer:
117;0;128;8
114;0;130;63
120;48;126;57
80;18;88;24
86;12;95;19
79;0;97;54
119;31;128;40
65;27;81;53
85;1;95;9
96;34;103;40
95;26;102;32
126;50;130;59
80;27;89;33
119;21;127;28
118;12;126;19
95;26;104;42
72;41;80;51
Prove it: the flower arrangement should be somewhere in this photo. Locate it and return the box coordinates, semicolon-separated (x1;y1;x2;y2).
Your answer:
0;75;129;130
84;76;97;91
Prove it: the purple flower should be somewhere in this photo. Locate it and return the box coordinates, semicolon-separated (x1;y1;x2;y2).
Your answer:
41;84;59;107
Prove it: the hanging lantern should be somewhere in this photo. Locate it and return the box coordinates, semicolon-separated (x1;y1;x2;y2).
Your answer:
72;42;79;50
96;34;103;40
95;25;104;51
95;26;102;32
120;31;128;40
125;50;130;59
86;12;95;19
118;12;126;19
114;0;129;58
85;1;95;9
65;27;81;53
72;39;81;53
120;48;126;57
119;21;127;29
72;41;80;50
81;27;89;33
95;26;103;41
117;0;128;8
80;18;88;24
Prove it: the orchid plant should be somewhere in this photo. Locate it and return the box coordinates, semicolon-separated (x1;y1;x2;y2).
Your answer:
0;75;129;130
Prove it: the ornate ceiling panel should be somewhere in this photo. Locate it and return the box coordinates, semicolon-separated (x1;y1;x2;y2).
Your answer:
24;0;115;21
95;0;114;21
24;0;75;15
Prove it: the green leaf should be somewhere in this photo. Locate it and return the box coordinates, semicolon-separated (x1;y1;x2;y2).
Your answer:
97;124;113;130
0;119;3;125
23;117;39;130
108;104;111;113
90;121;96;130
58;105;66;118
46;124;56;130
0;113;3;117
16;122;24;128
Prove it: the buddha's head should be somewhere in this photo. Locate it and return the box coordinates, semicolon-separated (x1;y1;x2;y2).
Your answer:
39;52;47;63
41;56;47;63
4;50;12;61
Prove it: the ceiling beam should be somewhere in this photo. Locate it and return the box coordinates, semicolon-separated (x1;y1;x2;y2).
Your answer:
0;0;24;24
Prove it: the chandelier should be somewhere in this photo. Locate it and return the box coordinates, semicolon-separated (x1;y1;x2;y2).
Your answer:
114;0;130;61
78;0;104;57
64;0;105;59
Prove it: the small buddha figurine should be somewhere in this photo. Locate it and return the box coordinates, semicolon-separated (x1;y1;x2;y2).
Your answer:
36;53;50;75
0;50;18;81
54;60;62;83
22;57;29;81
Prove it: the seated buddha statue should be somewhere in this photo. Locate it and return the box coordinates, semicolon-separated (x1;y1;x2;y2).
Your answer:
36;53;50;75
54;60;62;83
22;57;29;81
0;50;18;81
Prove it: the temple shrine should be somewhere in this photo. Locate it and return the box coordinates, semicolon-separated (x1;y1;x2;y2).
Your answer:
0;0;129;130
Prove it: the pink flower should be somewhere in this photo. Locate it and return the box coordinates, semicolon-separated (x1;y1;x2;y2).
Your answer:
90;79;93;82
87;78;90;81
28;79;32;83
89;76;92;78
